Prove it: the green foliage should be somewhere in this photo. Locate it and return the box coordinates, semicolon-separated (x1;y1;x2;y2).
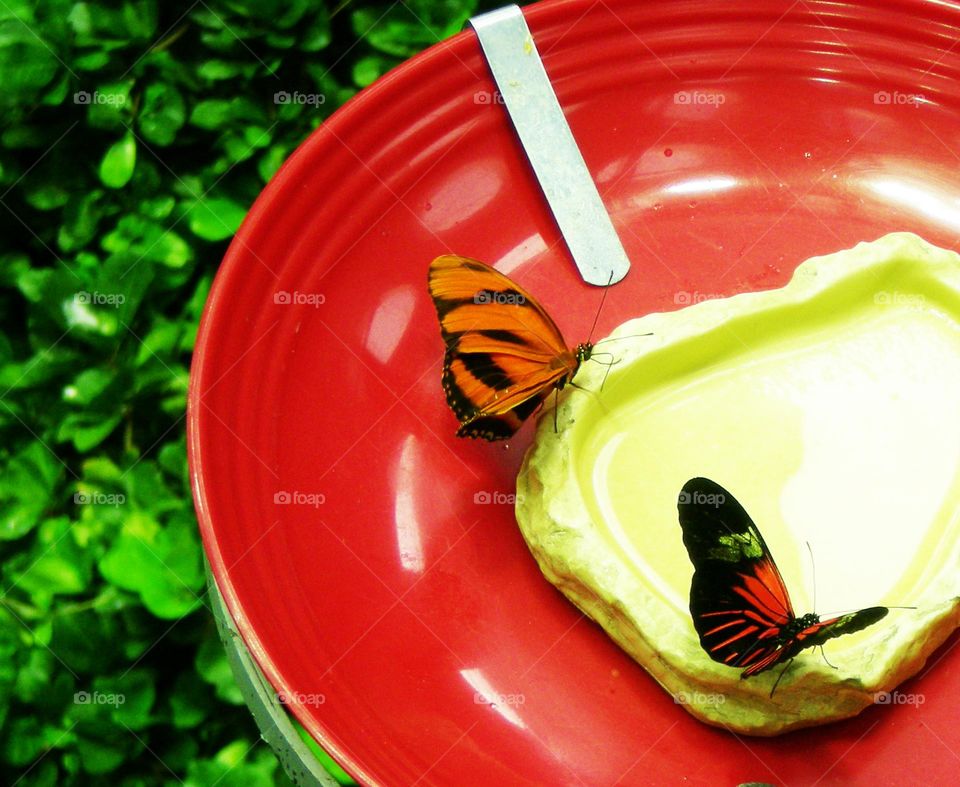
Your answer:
0;0;500;782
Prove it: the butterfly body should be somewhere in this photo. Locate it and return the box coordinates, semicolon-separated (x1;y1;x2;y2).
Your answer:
678;477;888;682
428;255;593;440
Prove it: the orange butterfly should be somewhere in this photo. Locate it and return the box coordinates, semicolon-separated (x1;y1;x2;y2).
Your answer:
427;255;595;440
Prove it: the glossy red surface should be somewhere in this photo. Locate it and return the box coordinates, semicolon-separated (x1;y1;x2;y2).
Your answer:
189;1;960;784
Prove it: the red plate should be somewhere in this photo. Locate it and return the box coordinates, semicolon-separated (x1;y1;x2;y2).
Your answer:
189;1;960;783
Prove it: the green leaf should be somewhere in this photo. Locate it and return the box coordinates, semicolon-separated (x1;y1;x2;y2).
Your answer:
169;670;210;728
257;144;288;182
198;59;249;81
301;7;332;51
356;0;477;56
66;2;93;36
83;80;134;130
72;50;110;70
139;194;176;220
124;460;178;513
0;622;17;730
101;215;193;268
13;648;55;703
156;733;199;774
158;438;187;482
196;634;243;705
58;190;104;252
187;741;284;786
189;97;262;130
57;409;124;452
74;730;127;774
1;123;48;149
61;296;120;339
0;346;81;392
265;31;296;49
122;0;159;41
352;55;397;88
0;20;60;108
48;609;122;675
186;196;247;241
6;517;92;604
2;716;47;766
133;319;180;365
190;99;233;129
79;456;122;484
101;669;155;730
0;443;62;540
63;367;114;405
99;132;137;189
101;251;156;325
10;550;88;597
138;83;186;146
98;512;204;619
42;73;70;107
23;181;70;211
185;752;277;787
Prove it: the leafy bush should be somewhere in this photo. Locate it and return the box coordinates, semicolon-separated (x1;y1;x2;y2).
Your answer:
0;0;503;783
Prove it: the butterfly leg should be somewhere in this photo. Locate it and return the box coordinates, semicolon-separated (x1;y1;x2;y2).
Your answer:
769;658;795;698
818;645;838;670
597;353;619;391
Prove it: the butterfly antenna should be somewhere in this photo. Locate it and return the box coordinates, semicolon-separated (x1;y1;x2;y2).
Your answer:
586;269;615;344
769;658;794;698
806;541;817;612
593;332;654;345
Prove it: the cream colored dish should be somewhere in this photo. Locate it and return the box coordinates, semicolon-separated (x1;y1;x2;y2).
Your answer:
516;233;960;734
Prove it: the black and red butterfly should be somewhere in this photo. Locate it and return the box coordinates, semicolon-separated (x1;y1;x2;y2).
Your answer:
677;477;888;694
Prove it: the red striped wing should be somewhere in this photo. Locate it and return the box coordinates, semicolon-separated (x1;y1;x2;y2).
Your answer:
678;477;796;674
694;555;794;674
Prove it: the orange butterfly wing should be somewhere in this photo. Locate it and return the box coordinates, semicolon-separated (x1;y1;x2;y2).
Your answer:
427;255;581;440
